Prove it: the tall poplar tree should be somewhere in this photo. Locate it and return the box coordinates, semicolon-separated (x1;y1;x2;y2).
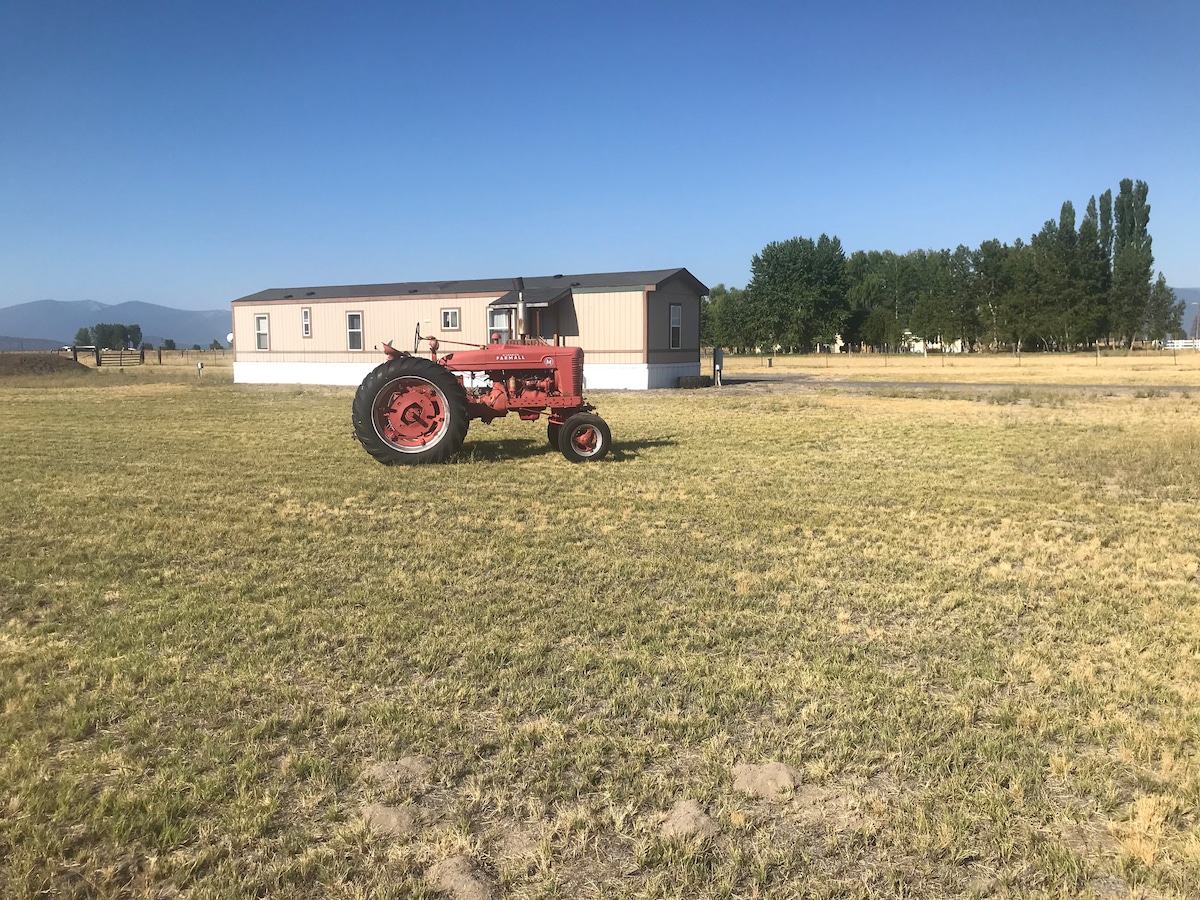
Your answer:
1110;179;1154;345
1099;189;1114;262
1077;196;1111;343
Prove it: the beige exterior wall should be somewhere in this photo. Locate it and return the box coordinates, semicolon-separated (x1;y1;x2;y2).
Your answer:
233;293;501;362
559;289;646;364
645;283;701;365
232;279;704;376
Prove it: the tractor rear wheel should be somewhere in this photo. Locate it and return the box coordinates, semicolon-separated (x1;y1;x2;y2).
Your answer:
353;356;469;464
558;412;611;463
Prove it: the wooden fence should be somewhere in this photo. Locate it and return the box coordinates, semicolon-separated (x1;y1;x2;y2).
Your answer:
99;349;145;366
70;347;146;366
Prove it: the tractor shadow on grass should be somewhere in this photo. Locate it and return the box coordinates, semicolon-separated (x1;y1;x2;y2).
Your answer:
455;438;547;462
455;437;676;464
606;438;676;461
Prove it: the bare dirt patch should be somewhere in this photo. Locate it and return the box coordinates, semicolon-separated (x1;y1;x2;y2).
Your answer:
658;799;718;841
0;351;91;377
362;802;427;837
732;761;799;798
360;755;435;786
426;855;494;900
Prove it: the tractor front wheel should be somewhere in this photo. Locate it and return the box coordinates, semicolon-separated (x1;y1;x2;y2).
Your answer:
352;356;469;464
546;420;561;448
558;413;611;463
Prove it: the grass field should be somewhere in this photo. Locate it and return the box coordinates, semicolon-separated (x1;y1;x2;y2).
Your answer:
717;349;1200;389
2;353;1199;898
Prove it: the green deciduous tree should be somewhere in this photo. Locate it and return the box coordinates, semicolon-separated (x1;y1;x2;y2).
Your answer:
1143;274;1184;340
705;283;757;350
970;239;1011;350
90;322;141;350
745;234;848;351
843;260;885;348
909;250;955;346
727;178;1174;355
161;339;177;351
861;305;904;350
999;240;1037;351
74;327;92;345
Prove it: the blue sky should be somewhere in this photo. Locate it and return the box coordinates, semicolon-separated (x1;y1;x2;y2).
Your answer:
2;0;1197;311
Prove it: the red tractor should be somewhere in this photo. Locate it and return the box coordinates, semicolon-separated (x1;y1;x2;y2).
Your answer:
352;325;611;465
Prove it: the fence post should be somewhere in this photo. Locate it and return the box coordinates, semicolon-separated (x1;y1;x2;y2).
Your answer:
95;347;101;366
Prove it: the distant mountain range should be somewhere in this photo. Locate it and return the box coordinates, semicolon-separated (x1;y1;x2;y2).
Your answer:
0;299;231;351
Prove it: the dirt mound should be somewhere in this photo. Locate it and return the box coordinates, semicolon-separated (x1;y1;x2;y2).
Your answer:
659;799;719;840
0;352;91;377
427;855;494;900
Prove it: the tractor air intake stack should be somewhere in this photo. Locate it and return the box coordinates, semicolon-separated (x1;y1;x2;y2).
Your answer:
513;276;526;341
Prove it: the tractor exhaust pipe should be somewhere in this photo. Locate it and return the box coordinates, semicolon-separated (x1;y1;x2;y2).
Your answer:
513;276;526;341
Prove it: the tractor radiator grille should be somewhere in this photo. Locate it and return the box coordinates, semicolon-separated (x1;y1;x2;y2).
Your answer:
573;354;584;393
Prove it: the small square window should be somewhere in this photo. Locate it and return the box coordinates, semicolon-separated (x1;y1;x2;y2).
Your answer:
301;308;312;338
347;312;363;351
669;304;682;350
441;308;460;331
254;314;269;351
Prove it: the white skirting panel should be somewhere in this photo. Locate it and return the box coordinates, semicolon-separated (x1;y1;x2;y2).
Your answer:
235;360;702;390
582;364;649;390
583;362;701;390
646;362;701;389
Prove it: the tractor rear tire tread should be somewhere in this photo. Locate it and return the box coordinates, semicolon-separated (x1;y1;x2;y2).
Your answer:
352;356;469;465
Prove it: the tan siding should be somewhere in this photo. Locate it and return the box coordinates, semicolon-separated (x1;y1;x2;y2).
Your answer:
561;290;644;355
233;281;698;368
233;294;501;361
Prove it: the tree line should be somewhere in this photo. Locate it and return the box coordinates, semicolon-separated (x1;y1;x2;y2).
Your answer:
73;324;224;351
703;179;1186;353
75;323;143;350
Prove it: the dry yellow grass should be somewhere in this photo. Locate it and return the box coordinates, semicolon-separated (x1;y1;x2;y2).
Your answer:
1;360;1198;898
718;348;1200;387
